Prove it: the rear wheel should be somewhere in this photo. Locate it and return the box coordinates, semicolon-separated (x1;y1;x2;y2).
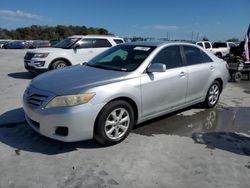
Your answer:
202;80;221;108
94;100;134;145
232;72;242;82
51;60;68;70
215;53;222;58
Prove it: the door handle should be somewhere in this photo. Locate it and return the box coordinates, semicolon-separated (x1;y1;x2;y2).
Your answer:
210;65;215;71
179;72;186;77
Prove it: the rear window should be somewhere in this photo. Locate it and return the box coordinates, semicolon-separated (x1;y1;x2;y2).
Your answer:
204;42;211;49
183;45;212;65
197;43;203;47
93;39;112;48
114;39;124;44
213;42;227;48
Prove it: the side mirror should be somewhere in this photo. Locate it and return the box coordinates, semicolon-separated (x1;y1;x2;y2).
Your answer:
147;63;166;73
73;43;80;50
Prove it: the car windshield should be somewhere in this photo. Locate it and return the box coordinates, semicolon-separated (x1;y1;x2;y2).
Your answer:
87;45;156;72
54;37;81;49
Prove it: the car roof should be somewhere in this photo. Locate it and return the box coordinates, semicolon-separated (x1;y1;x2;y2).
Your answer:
122;41;194;47
68;35;123;39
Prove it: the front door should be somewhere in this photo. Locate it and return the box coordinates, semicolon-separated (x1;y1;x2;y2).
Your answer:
141;45;187;117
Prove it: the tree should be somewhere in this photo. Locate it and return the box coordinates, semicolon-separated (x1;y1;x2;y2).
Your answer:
0;25;111;40
202;37;209;41
226;38;239;42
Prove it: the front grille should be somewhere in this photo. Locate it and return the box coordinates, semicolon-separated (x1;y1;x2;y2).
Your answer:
24;52;35;61
24;87;50;107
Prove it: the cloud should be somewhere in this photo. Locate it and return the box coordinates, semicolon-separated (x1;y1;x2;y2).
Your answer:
0;10;43;20
146;24;179;31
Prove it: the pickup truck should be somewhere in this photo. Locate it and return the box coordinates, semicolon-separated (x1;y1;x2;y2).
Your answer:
196;41;236;58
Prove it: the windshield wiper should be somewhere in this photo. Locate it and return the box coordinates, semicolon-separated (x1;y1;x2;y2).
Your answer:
86;64;127;71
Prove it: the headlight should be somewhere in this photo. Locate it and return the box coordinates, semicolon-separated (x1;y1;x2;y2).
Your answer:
45;93;95;109
33;53;49;58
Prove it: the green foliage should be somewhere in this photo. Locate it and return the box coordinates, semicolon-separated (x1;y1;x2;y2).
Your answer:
226;38;239;42
202;37;209;41
131;36;147;42
0;25;111;40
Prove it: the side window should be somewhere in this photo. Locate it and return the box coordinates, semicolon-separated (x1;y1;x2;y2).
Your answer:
204;42;211;49
200;50;213;63
78;39;94;48
229;43;236;48
93;39;112;48
114;39;124;44
197;43;203;48
151;45;183;69
183;45;209;65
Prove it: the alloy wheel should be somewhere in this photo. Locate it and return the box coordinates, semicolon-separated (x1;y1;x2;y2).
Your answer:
104;108;130;140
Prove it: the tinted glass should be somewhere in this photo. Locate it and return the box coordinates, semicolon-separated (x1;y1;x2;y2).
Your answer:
213;42;227;48
204;42;211;49
151;46;183;69
87;45;156;71
197;43;203;47
183;45;205;65
78;39;94;48
54;38;80;49
200;50;213;62
93;39;112;48
114;39;124;44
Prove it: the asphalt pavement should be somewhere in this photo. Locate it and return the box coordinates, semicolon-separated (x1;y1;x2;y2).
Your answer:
0;49;250;188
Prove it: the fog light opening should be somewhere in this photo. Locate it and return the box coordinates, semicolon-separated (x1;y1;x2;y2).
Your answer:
55;127;68;136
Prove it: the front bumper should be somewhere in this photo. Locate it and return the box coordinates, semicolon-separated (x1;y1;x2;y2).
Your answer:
24;59;48;74
23;100;104;142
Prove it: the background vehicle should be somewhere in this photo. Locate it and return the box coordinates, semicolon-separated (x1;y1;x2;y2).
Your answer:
223;41;250;81
4;40;25;49
196;41;236;58
32;40;51;48
23;42;228;145
24;35;124;73
0;40;11;48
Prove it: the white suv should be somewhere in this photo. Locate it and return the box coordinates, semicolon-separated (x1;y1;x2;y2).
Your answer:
24;35;124;73
196;41;236;58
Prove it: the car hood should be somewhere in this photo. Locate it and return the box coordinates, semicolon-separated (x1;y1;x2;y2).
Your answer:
28;47;68;53
30;65;132;95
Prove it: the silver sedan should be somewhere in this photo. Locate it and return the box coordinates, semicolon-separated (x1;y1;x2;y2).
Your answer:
23;42;229;145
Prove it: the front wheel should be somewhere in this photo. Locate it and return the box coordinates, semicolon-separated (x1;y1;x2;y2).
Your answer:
51;60;68;70
94;100;134;145
202;80;221;108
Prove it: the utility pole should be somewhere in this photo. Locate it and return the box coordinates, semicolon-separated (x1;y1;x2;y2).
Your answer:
196;32;200;42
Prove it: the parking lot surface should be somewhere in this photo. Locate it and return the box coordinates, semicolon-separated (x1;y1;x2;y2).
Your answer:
0;49;250;188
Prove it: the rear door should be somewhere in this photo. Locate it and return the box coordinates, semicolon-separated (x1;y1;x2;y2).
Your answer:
73;39;95;64
73;38;113;63
141;45;188;117
92;38;113;57
182;45;214;103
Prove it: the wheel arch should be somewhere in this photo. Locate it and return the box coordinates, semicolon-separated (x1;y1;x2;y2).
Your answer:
215;77;223;91
93;96;139;134
49;58;72;69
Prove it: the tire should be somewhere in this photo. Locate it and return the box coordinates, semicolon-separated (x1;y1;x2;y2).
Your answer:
202;80;221;108
232;72;242;82
215;53;222;58
51;60;68;70
94;100;135;145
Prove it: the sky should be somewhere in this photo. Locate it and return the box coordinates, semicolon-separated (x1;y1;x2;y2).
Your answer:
0;0;249;41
